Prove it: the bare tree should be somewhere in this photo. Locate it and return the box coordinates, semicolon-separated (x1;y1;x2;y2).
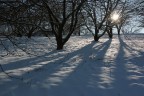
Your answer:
83;0;121;41
135;0;144;27
113;0;138;35
36;0;87;50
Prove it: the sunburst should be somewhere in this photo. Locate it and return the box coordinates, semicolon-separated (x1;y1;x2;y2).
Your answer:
111;12;120;22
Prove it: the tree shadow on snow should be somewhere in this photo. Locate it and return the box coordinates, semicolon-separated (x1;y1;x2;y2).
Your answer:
0;38;113;96
1;36;144;96
112;35;144;96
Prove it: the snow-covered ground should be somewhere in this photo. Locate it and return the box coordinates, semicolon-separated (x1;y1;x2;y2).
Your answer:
0;35;144;96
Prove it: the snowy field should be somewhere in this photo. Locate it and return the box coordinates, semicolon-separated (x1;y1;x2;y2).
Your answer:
0;35;144;96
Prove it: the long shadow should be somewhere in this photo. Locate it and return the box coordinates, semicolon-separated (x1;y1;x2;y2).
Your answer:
0;39;95;95
0;38;112;96
0;49;73;96
126;51;144;95
120;35;142;53
113;35;144;96
40;39;112;96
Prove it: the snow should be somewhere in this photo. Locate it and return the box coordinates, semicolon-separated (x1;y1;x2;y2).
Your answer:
0;35;144;96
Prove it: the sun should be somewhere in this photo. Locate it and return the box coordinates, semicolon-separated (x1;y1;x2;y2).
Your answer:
111;13;119;21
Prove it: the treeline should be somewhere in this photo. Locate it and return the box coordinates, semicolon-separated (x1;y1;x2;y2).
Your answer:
0;0;144;50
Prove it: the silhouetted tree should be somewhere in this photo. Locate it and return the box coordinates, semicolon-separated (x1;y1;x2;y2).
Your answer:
40;0;87;50
83;0;121;41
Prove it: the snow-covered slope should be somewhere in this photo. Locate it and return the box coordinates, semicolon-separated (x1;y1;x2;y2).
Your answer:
0;35;144;96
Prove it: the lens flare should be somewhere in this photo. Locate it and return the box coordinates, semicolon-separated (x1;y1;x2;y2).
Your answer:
111;13;119;21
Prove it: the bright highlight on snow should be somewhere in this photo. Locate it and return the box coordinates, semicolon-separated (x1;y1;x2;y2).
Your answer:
111;13;119;21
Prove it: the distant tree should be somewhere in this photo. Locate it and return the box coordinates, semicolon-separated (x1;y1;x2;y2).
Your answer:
0;1;37;37
0;0;47;55
116;0;144;34
136;0;144;27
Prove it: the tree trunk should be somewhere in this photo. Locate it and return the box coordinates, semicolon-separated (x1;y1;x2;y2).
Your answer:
117;26;122;35
93;28;100;41
57;42;64;50
28;32;32;38
116;25;121;35
107;27;113;39
56;36;64;50
27;28;36;38
94;34;99;41
78;30;80;36
56;40;64;50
